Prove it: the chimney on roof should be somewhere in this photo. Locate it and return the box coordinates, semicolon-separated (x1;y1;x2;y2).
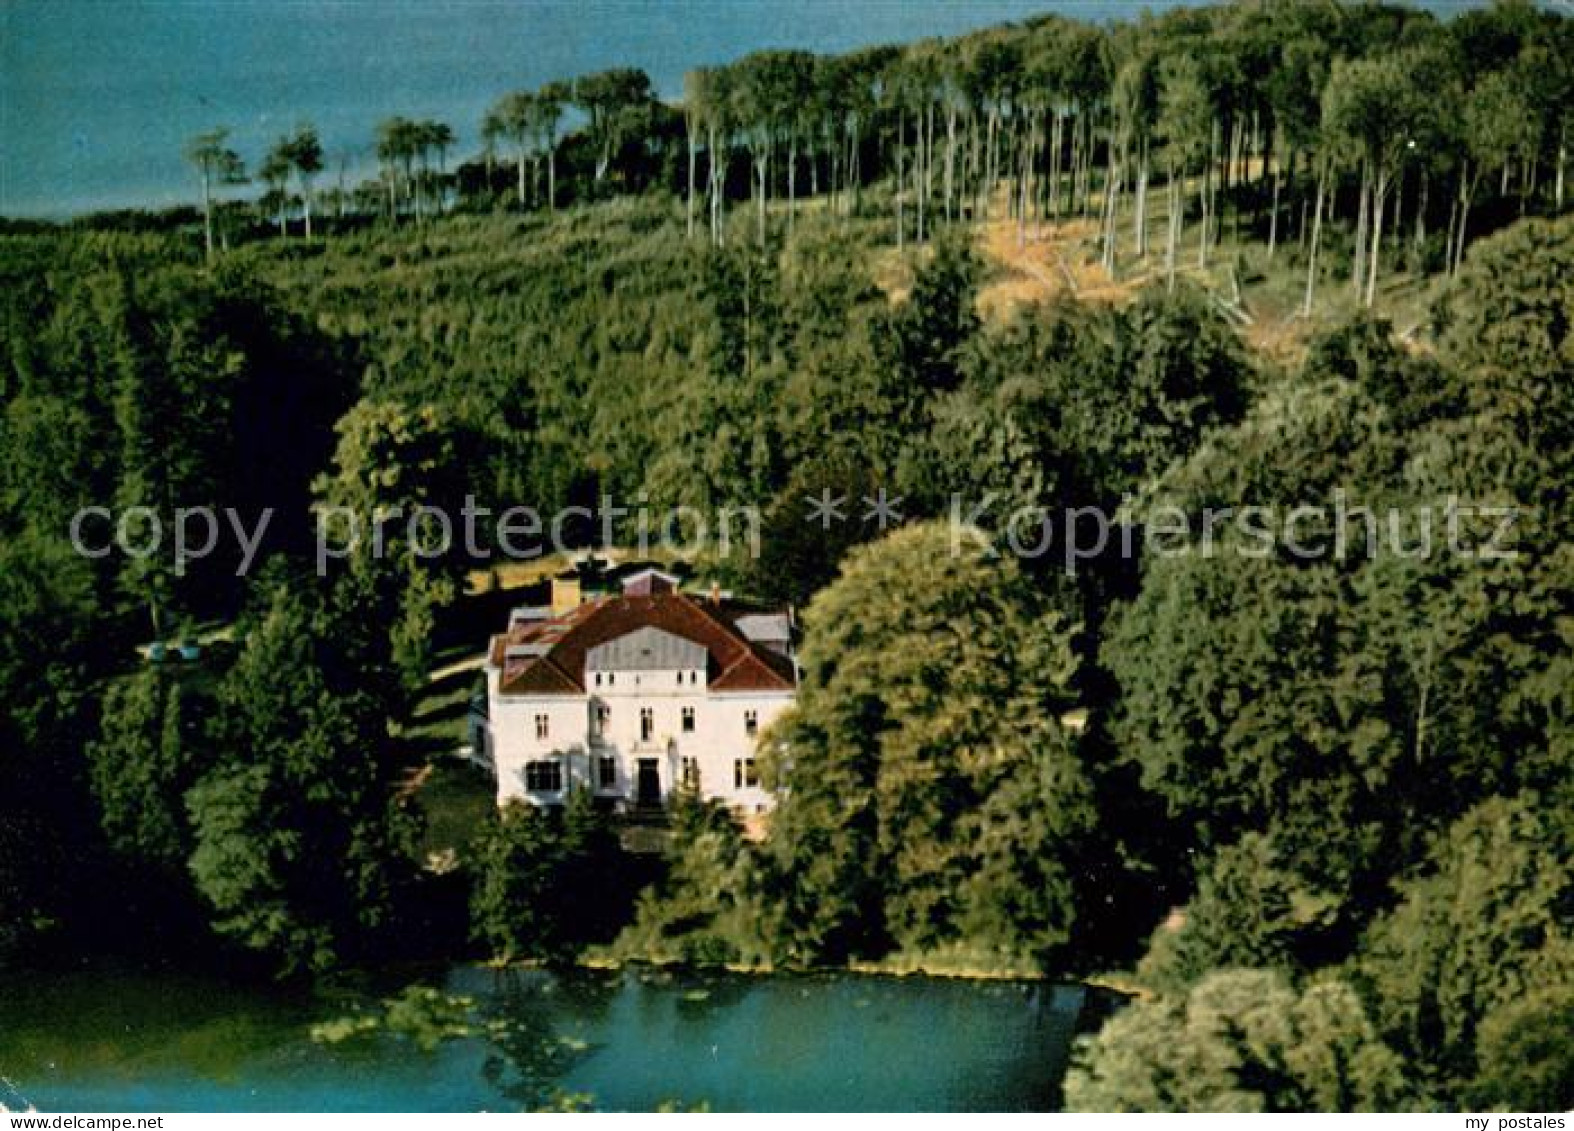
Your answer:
550;571;582;615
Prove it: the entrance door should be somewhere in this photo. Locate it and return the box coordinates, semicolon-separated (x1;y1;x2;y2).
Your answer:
636;758;660;805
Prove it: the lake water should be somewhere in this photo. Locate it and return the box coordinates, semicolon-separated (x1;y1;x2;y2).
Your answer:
2;0;1200;219
0;964;1085;1112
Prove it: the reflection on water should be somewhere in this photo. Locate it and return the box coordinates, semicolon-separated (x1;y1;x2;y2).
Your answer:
0;964;1084;1112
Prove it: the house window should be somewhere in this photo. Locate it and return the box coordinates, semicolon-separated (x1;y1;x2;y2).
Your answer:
608;672;615;687
592;703;611;738
534;713;550;740
680;756;699;789
733;757;759;789
640;707;654;742
597;755;616;789
525;759;562;792
681;706;695;733
744;709;758;738
595;672;602;687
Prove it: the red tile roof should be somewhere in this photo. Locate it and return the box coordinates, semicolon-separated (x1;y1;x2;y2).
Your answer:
490;592;795;696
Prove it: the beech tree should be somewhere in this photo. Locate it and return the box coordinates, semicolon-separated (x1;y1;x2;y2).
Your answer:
88;669;203;871
1157;55;1210;289
1066;970;1422;1112
1322;52;1429;306
471;789;631;962
762;520;1094;966
287;124;323;238
486;91;536;208
187;583;418;976
259;146;291;237
183;128;246;262
1358;794;1574;1102
265;125;323;238
573;67;653;186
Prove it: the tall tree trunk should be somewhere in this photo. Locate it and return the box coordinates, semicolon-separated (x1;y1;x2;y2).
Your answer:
983;109;997;222
1303;164;1326;318
851;123;862;216
1197;120;1218;267
1227;115;1243;238
1365;170;1388;308
1414;167;1428;251
1196;148;1211;270
686;127;697;239
1021;118;1036;240
826;131;837;213
200;168;214;263
788;135;798;233
1166;163;1180;292
1267;155;1281;259
1453;163;1475;276
944;104;957;222
708;125;721;245
1391;168;1404;254
1101;138;1121;272
713;152;723;245
755;149;768;247
1067;112;1076;217
1556;122;1567;212
1133;139;1149;258
1049;110;1062;221
1444;189;1459;275
1352;160;1370;293
895;106;905;249
1078;113;1093;218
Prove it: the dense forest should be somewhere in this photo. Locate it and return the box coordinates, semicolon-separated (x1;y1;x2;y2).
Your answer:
2;0;1571;1113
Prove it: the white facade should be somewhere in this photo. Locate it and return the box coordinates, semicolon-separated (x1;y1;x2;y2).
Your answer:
482;584;797;812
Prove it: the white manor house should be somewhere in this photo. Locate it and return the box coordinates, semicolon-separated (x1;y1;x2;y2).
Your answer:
480;565;798;812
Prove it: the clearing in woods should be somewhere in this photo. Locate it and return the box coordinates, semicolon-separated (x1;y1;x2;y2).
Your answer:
969;188;1439;366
